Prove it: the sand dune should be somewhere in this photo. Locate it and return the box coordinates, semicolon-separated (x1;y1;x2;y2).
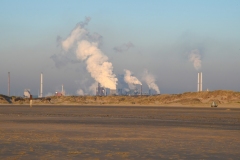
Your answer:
1;90;240;107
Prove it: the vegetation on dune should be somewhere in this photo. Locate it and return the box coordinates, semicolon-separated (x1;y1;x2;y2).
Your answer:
1;90;240;105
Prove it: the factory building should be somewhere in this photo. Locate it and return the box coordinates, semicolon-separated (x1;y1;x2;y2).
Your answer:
109;89;117;95
117;89;123;95
96;83;106;96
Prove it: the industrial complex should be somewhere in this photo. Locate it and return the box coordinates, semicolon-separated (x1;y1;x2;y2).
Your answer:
4;71;204;98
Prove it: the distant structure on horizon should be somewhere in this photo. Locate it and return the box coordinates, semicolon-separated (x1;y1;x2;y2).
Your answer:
39;72;43;98
197;72;203;92
117;86;143;96
149;89;151;95
110;89;117;95
61;84;65;96
96;83;106;96
55;84;65;97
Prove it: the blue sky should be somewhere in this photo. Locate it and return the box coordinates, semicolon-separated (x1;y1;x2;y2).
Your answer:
0;0;240;96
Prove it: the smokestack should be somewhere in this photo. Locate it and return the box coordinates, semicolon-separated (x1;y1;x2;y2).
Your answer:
200;72;202;91
140;85;142;96
8;72;10;96
197;72;203;92
62;84;64;95
40;73;43;98
197;73;199;92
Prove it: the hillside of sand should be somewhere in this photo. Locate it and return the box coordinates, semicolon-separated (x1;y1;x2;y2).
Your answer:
1;90;240;107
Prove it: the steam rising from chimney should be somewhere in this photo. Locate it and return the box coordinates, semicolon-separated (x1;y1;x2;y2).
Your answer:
61;17;90;51
142;69;160;94
60;17;117;90
76;40;117;89
124;69;142;88
188;49;201;70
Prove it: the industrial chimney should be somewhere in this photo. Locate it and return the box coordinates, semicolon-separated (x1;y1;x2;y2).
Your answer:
62;84;65;96
40;72;43;98
197;72;202;92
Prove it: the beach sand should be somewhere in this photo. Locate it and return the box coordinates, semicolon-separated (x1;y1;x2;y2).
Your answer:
0;105;240;159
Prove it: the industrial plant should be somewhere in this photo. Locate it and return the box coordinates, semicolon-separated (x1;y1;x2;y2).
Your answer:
3;71;206;98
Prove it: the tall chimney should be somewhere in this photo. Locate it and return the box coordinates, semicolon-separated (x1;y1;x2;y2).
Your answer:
62;84;64;95
40;73;43;98
140;85;142;96
8;72;10;96
197;72;203;92
200;72;202;91
197;72;199;92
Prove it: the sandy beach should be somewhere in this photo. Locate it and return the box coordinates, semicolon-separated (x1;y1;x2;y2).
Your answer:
0;105;240;159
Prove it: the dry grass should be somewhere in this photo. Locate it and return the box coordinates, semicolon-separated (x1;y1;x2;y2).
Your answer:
1;90;240;106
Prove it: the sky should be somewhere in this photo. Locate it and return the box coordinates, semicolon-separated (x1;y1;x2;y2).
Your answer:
0;0;240;96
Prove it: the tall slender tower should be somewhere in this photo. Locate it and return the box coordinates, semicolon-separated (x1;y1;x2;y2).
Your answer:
197;72;203;92
8;72;10;96
40;73;43;98
200;72;203;91
197;73;199;92
62;84;64;96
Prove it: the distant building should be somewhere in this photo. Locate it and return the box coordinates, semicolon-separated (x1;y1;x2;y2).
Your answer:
55;92;63;96
96;83;105;96
117;89;123;95
110;89;117;95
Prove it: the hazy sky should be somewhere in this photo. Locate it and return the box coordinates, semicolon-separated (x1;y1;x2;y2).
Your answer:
1;0;240;96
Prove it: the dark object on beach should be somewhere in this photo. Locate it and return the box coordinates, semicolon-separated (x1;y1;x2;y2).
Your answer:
14;97;24;101
211;101;218;107
41;97;51;103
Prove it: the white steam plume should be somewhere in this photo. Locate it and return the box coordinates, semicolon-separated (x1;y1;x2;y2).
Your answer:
142;69;160;94
76;40;117;89
61;25;87;51
124;70;142;88
61;17;90;51
89;82;98;95
188;49;201;70
77;89;84;96
60;18;118;90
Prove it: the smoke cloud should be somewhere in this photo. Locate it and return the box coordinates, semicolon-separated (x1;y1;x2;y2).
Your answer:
124;69;142;89
113;42;134;53
142;69;160;94
89;82;98;95
76;89;84;95
188;49;201;70
76;40;117;89
61;21;89;51
59;17;117;90
51;18;91;68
